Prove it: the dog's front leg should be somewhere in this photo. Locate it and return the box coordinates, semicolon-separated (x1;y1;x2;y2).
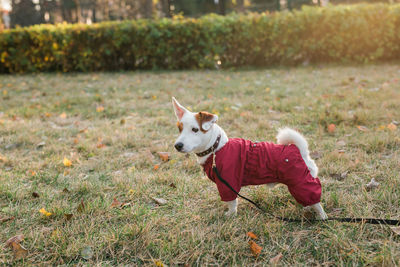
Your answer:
224;198;238;216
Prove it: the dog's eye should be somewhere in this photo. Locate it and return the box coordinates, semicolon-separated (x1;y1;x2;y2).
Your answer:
192;127;199;133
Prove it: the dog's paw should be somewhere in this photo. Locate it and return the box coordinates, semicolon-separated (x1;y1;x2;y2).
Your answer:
317;212;328;220
224;210;237;217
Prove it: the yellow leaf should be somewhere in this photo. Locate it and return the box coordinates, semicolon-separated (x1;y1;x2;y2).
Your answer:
265;87;270;92
96;106;104;112
154;260;164;267
387;123;397;131
51;229;60;239
377;125;386;131
152;95;157;100
39;208;52;217
63;157;72;167
59;112;67;119
3;90;8;96
212;109;220;116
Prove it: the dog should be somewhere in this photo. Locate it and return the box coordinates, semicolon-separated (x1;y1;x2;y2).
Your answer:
172;97;328;220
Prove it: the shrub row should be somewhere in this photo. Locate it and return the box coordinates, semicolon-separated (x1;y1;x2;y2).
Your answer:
1;4;400;73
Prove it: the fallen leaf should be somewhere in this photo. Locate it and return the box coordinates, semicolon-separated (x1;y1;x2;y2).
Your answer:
10;242;28;260
0;154;8;163
357;125;369;132
377;125;386;131
63;157;72;167
390;226;400;236
59;112;67;119
77;199;85;213
121;202;131;208
81;246;94;260
120;119;126;125
62;187;70;193
247;232;258;240
248;240;262;257
96;143;106;148
310;151;322;159
154;260;165;267
5;235;24;248
169;183;176;188
336;140;346;147
0;216;15;223
153;164;160;170
151;197;167;205
51;229;60;239
331;208;344;215
327;124;336;133
331;171;348;181
36;141;46;149
96;106;104;112
270;253;283;265
387;123;397;131
158;152;169;162
366;178;380;191
111;198;122;208
39;208;52;217
32;192;40;198
64;213;73;221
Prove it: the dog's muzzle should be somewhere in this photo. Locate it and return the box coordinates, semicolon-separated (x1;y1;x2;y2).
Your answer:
174;142;184;152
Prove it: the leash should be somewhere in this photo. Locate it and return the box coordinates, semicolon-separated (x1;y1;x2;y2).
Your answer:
212;166;400;226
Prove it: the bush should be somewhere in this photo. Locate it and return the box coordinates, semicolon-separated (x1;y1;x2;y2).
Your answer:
1;3;400;73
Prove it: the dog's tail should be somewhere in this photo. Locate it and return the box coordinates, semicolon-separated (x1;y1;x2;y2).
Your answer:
276;128;318;178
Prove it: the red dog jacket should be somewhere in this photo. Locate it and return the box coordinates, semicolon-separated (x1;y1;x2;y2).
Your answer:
202;138;322;206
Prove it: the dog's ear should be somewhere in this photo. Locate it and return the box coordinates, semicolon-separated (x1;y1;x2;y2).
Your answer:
196;111;218;132
172;97;187;121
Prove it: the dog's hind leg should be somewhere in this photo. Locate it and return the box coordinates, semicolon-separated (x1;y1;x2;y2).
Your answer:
225;198;238;216
307;202;328;220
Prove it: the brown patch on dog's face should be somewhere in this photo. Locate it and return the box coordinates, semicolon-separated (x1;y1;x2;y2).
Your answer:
195;112;215;132
176;121;183;133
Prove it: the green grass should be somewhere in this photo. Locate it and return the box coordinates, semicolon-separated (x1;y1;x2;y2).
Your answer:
1;64;400;266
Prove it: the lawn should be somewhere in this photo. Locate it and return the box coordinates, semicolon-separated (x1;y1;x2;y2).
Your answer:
1;64;400;266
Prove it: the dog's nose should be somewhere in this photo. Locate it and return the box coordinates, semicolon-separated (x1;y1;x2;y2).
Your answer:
174;142;184;151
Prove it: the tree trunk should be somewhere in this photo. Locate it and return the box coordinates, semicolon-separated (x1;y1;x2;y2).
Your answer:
218;0;226;15
144;0;153;18
236;0;244;12
161;0;171;17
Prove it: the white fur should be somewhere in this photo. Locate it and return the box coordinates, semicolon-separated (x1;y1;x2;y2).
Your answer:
276;128;318;178
172;98;327;220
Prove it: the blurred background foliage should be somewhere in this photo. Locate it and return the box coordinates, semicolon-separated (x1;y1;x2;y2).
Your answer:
1;4;400;73
1;0;397;29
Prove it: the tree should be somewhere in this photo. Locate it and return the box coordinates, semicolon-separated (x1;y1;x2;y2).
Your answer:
11;0;42;27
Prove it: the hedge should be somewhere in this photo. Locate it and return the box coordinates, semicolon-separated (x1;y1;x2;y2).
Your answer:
1;4;400;73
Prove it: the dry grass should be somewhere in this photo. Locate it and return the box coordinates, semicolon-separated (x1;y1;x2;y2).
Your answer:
1;64;400;266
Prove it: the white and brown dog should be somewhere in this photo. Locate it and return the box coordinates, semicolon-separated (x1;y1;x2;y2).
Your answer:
172;97;327;220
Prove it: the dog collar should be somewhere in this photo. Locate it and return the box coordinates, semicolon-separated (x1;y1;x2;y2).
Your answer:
196;134;221;157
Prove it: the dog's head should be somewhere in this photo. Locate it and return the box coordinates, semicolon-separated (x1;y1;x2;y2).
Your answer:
172;97;218;153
